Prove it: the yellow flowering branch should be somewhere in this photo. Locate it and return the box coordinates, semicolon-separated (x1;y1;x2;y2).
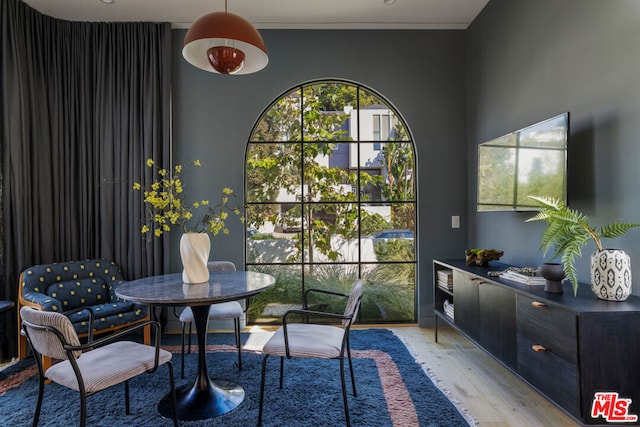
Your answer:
132;159;242;238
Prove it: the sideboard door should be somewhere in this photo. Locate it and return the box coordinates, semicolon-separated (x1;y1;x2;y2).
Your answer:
579;312;640;424
453;270;479;341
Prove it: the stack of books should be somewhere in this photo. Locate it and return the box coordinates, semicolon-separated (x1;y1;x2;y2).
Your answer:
499;267;546;286
443;299;454;320
437;269;454;291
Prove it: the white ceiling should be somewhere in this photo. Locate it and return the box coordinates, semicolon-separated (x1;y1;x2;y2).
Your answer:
21;0;490;30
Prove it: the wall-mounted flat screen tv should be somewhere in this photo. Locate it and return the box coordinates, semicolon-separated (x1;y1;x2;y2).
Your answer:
477;112;568;212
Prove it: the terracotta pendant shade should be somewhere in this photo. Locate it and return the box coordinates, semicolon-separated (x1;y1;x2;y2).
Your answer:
183;11;268;75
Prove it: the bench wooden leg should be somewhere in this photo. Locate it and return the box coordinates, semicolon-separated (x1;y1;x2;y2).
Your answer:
41;355;52;373
17;306;28;359
144;322;151;345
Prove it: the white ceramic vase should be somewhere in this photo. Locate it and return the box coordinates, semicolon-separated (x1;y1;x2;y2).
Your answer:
590;249;632;301
180;233;211;284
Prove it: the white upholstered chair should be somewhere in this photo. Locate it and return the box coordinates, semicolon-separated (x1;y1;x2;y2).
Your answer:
20;306;178;427
178;260;244;378
258;279;364;427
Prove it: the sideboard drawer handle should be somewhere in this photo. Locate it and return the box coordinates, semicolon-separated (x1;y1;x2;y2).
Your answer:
531;301;546;308
532;344;546;352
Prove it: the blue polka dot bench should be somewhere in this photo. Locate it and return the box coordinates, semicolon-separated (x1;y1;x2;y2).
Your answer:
17;259;150;367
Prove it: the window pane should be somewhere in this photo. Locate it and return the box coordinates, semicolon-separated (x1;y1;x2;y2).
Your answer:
246;264;302;324
376;142;416;201
246;234;301;264
350;144;413;202
302;83;352;142
360;169;383;202
245;203;278;235
389;202;415;230
361;263;415;322
305;265;359;324
357;141;383;172
304;264;360;289
251;89;302;142
303;142;356;203
246;142;302;203
361;203;415;262
246;204;301;263
359;88;410;141
370;230;415;262
303;203;359;263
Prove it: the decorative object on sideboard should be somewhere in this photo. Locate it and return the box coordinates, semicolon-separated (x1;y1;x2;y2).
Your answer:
493;266;546;286
465;248;504;266
182;0;268;75
538;262;566;294
526;196;640;299
132;159;242;284
591;249;632;301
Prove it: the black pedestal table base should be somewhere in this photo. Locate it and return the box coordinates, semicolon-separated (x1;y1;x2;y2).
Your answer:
158;304;245;421
158;378;244;420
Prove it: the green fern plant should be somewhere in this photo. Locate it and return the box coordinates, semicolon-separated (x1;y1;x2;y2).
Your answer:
526;196;640;296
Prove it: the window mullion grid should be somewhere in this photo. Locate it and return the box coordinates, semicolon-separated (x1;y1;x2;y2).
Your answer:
356;86;362;280
299;85;306;298
245;80;417;324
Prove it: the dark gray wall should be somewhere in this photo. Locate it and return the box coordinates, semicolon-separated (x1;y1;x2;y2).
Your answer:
467;0;640;293
171;30;468;325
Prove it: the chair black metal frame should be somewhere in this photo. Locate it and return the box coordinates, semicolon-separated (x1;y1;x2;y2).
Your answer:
258;280;363;427
21;310;179;427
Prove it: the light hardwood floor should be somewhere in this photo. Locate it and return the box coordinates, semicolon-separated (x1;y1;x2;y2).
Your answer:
388;325;579;427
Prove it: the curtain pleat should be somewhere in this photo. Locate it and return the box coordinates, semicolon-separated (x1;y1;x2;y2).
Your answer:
0;0;171;360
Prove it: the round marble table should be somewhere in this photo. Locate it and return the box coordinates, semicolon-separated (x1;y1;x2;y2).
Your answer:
115;271;275;421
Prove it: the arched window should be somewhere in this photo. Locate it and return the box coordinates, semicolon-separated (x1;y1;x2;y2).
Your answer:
245;80;416;324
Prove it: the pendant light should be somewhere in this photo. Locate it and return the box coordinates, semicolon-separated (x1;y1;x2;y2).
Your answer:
182;0;268;75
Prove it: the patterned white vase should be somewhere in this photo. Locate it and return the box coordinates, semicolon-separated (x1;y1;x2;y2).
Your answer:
590;249;632;301
180;233;211;284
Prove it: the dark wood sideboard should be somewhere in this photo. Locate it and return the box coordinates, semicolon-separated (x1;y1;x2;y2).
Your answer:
434;259;640;426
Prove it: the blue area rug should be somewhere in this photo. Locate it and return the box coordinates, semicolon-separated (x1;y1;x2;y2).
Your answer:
1;329;471;426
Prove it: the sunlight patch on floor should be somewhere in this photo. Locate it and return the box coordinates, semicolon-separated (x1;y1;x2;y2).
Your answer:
243;325;274;351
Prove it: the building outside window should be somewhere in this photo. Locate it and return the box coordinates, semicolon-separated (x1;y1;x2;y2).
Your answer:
373;113;391;150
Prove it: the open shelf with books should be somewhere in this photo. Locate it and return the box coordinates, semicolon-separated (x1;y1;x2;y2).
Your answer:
433;263;455;337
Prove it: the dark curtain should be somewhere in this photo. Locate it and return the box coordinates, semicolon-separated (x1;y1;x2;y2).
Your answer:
0;0;172;360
